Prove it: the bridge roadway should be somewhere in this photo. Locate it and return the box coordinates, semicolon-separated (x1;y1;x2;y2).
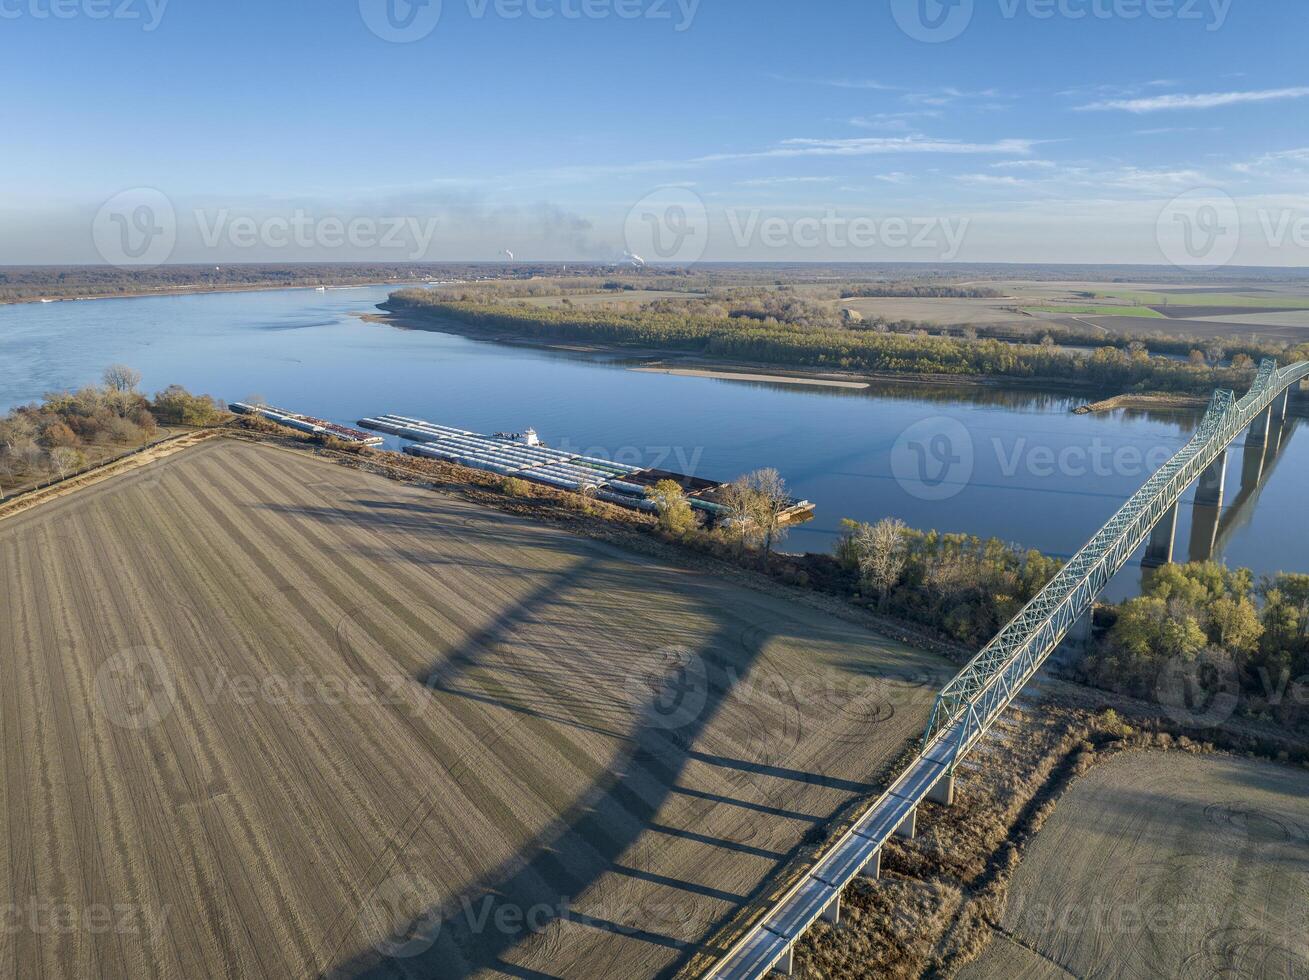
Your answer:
706;359;1309;979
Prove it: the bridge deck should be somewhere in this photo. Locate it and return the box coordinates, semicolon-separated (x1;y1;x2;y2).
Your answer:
705;363;1309;979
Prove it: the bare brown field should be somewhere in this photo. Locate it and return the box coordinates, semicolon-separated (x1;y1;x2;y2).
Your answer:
1072;314;1309;344
959;751;1309;980
0;437;946;979
839;297;1026;327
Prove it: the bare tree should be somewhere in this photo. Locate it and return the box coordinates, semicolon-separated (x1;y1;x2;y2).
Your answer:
103;365;142;394
719;477;756;552
856;517;907;608
47;446;85;481
743;467;789;564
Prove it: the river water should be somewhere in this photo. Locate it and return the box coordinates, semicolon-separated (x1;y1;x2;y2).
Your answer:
2;284;1303;600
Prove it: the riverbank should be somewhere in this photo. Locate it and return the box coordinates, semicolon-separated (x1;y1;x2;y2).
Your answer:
363;309;1160;400
4;278;417;306
1073;391;1208;414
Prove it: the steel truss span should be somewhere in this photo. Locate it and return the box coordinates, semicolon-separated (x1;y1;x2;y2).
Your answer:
705;360;1308;980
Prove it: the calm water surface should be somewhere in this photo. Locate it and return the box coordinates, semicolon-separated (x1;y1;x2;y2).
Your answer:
1;285;1303;601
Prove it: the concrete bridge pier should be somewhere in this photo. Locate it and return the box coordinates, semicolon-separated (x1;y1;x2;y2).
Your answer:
894;809;917;840
822;894;841;926
1186;451;1226;562
1247;405;1272;447
1141;501;1178;568
1241;433;1268;489
859;849;882;881
928;770;956;807
1195;451;1228;507
773;945;793;975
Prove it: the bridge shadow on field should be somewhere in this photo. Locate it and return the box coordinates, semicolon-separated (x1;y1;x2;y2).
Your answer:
300;497;853;979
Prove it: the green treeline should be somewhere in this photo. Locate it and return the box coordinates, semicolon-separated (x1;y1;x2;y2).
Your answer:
388;289;1265;393
1084;562;1309;732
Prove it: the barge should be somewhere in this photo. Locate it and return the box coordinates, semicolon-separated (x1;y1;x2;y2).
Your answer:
359;414;814;523
230;403;384;445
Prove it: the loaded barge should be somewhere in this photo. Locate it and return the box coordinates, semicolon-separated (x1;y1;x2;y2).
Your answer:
358;414;814;524
230;403;384;445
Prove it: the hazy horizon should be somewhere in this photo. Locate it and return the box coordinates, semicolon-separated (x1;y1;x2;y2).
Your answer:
3;1;1306;267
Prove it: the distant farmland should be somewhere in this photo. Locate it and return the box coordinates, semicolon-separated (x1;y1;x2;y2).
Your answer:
0;438;947;979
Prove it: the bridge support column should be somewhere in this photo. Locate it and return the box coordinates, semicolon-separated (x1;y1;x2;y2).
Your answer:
1141;502;1178;569
773;944;794;976
1241;434;1267;489
822;894;841;925
894;809;916;840
1277;388;1291;420
1247;406;1272;447
928;771;955;807
859;849;881;881
1195;452;1227;506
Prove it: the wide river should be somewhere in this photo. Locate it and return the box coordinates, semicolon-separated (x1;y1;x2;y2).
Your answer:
2;284;1304;601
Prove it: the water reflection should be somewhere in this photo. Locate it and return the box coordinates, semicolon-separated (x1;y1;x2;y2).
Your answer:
0;286;1302;603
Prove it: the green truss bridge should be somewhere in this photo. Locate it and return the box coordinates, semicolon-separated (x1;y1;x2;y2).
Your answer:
707;359;1309;979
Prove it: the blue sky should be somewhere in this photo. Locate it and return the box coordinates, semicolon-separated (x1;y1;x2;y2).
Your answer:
2;0;1307;264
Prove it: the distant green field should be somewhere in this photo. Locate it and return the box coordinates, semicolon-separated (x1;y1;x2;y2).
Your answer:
1095;290;1309;309
1027;304;1166;318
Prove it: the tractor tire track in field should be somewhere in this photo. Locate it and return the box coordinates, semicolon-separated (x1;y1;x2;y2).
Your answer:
0;437;947;979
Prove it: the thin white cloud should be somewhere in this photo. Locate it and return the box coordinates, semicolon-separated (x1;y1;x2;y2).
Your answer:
849;111;941;132
956;174;1028;187
738;176;837;187
1079;87;1309;113
991;159;1057;170
706;136;1037;161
